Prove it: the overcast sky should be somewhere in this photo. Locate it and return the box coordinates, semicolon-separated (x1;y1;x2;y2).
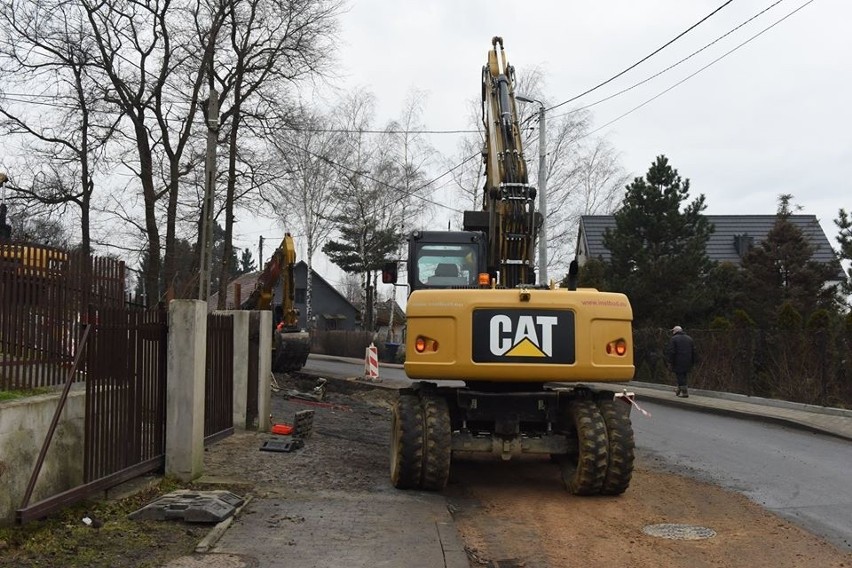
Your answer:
240;0;850;284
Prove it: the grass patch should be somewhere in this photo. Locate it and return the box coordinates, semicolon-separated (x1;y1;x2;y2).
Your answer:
0;477;246;568
0;388;51;402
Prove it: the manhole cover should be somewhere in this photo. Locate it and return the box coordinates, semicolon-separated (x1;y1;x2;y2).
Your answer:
642;523;716;540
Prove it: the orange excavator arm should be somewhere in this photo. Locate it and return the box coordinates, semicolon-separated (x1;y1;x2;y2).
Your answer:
241;233;296;317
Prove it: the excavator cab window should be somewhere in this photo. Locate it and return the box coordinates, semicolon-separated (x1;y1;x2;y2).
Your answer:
415;243;480;288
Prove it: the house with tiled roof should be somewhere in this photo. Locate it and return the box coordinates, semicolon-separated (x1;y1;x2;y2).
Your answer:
575;214;844;280
209;261;359;331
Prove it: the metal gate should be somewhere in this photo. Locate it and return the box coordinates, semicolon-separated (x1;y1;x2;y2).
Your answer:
17;305;168;522
84;306;168;482
205;313;234;443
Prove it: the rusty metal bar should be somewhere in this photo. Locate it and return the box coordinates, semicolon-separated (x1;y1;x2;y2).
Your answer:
16;455;162;524
19;323;92;510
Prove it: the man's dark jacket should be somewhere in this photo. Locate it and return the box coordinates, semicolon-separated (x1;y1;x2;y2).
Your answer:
666;332;696;373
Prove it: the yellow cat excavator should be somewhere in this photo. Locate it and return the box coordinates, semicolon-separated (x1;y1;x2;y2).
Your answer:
386;37;636;495
241;233;310;373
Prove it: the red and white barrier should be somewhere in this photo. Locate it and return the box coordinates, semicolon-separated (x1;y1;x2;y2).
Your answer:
364;342;380;381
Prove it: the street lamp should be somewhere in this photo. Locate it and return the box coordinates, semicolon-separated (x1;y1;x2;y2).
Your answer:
515;95;547;285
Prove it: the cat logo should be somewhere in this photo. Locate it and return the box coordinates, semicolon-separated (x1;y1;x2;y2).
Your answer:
472;309;575;364
489;315;557;357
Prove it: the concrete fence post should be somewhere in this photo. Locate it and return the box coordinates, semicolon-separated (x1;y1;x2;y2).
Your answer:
165;300;206;481
256;310;272;433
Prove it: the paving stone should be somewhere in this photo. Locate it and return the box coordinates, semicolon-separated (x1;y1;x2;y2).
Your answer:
210;490;469;568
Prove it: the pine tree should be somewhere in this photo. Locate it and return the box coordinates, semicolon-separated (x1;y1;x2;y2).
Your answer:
237;248;256;275
739;195;839;326
323;206;403;331
603;155;713;327
835;208;852;297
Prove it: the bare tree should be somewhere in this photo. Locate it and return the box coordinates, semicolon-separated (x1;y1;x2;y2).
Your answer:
568;138;629;227
447;134;484;215
5;209;72;248
383;89;434;234
268;107;344;325
0;0;116;254
78;0;227;304
212;0;341;308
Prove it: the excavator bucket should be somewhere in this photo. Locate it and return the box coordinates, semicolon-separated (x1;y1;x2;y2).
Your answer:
272;329;311;373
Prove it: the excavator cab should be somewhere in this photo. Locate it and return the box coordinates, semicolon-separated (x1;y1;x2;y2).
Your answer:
407;230;487;291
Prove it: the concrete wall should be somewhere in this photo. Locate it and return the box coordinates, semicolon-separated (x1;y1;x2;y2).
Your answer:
0;390;86;524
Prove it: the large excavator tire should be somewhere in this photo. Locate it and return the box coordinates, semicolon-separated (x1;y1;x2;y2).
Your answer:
420;394;451;491
597;398;635;495
390;394;424;489
562;400;608;495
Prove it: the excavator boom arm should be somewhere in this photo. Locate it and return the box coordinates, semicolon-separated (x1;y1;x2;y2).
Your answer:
477;36;539;287
241;233;297;325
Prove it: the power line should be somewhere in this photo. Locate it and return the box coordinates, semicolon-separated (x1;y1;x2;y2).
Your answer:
0;95;78;110
2;91;477;136
549;0;786;122
1;91;70;99
275;135;474;213
276;126;479;135
580;0;815;141
546;0;737;113
3;0;806;188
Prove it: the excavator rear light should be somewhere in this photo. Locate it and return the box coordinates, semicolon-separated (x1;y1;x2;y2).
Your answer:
478;273;490;286
414;336;439;353
606;339;628;356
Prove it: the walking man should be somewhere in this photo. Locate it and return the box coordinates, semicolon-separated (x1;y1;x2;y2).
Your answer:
666;325;696;398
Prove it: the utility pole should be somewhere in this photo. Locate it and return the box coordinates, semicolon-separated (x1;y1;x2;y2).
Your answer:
515;95;548;284
0;172;11;242
198;88;219;300
536;104;547;285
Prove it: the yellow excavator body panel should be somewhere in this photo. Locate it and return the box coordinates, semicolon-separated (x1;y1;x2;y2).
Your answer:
404;287;634;383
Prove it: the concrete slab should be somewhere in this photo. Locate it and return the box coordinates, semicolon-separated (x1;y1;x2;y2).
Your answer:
208;490;469;568
129;490;245;523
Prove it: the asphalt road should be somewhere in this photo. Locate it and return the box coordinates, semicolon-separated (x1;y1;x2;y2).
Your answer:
301;355;852;551
633;400;852;551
